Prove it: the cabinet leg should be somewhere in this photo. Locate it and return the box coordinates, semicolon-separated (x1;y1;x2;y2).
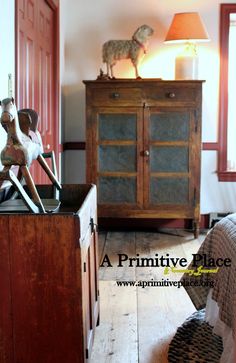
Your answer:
193;220;200;239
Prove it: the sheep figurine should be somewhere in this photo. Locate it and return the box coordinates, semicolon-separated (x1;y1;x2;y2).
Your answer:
102;24;154;79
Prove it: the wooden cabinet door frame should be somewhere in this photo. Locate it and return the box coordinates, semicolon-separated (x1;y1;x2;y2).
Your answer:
87;107;144;214
15;0;60;176
143;106;199;217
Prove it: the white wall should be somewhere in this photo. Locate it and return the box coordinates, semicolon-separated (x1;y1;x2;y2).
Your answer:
1;1;235;212
61;0;236;214
0;0;15;170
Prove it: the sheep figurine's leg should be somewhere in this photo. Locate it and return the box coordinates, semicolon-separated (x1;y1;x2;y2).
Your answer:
134;64;139;78
110;62;116;78
105;62;110;77
132;59;140;79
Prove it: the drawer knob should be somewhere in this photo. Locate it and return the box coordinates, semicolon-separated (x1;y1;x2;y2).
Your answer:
144;150;150;157
111;92;120;99
168;92;176;99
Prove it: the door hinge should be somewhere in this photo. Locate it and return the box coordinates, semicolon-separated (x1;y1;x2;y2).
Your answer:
194;119;198;133
90;217;98;234
85;348;89;359
194;110;199;132
84;262;86;273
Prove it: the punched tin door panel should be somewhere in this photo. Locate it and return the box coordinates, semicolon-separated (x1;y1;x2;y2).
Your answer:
91;108;144;216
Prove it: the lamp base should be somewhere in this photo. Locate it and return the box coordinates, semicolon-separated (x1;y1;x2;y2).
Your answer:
175;55;199;80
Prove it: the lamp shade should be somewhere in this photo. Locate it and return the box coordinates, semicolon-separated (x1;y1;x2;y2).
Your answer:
165;12;209;43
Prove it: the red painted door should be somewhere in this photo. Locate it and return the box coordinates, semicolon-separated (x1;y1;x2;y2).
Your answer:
16;0;59;183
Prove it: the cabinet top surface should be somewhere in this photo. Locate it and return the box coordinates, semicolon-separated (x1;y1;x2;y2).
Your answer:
83;79;205;85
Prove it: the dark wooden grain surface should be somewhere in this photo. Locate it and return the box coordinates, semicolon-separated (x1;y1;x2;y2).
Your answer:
84;80;203;237
0;185;99;363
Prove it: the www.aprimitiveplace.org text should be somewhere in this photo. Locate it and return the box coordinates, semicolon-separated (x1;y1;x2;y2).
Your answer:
116;279;214;289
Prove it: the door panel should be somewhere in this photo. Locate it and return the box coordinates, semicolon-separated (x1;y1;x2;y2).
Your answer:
150;146;189;173
150;177;189;205
150;112;190;141
99;145;137;172
16;0;59;183
99;176;137;204
98;113;137;140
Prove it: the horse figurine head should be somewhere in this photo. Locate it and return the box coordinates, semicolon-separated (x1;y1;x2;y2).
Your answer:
0;98;22;143
0;97;17;123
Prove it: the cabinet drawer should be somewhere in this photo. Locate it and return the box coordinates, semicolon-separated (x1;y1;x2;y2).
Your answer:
145;86;198;105
89;87;142;106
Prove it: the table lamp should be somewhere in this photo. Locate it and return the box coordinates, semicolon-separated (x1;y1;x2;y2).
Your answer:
164;12;209;79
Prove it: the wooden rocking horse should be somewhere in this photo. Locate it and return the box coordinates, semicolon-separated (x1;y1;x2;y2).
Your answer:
0;98;61;213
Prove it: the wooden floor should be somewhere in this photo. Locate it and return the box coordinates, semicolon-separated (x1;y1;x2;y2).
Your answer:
91;229;206;363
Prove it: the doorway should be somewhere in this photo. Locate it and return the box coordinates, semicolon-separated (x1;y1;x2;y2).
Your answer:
15;0;60;183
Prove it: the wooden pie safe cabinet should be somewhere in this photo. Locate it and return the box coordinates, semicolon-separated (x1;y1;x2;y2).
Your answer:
84;79;203;237
0;184;99;363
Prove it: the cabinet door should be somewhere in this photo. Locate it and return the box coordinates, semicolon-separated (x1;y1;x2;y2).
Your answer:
87;108;143;216
144;107;199;216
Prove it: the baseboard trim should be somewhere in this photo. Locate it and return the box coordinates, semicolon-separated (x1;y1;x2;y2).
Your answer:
202;142;219;151
63;142;86;151
98;215;210;231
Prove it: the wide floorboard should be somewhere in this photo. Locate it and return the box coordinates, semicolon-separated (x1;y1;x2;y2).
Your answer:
91;230;206;363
